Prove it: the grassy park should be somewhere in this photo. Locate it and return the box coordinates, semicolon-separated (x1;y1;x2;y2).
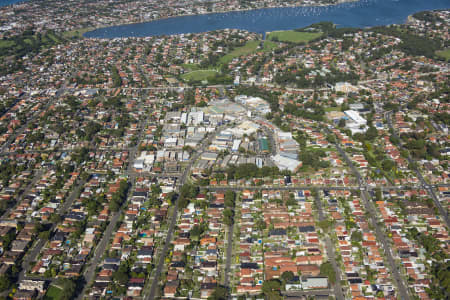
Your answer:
181;69;219;81
219;41;261;64
62;27;95;39
436;49;450;61
43;285;63;300
266;30;322;43
219;40;278;64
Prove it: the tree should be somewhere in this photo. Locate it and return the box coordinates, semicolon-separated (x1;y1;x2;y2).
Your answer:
111;66;122;87
351;231;362;243
326;134;336;143
87;199;100;216
224;191;235;208
34;222;45;234
371;187;381;201
223;208;234;226
1;229;16;250
151;184;162;195
110;180;129;212
0;275;10;292
178;184;199;209
56;278;77;300
262;279;282;299
320;262;336;284
39;231;51;240
281;271;295;283
299;149;330;170
366;126;378;141
113;262;130;285
208;285;228;300
317;219;333;233
381;159;395;172
286;194;297;207
190;224;203;242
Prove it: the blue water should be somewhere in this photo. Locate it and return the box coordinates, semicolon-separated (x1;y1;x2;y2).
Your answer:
85;0;450;38
0;0;26;6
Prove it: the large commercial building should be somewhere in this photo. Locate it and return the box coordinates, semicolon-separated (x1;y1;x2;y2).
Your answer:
344;110;368;134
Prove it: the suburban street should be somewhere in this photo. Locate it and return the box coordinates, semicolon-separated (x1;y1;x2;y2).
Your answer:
206;184;450;192
329;128;411;300
313;190;344;300
0;86;66;153
223;194;240;288
386;111;450;228
76;105;149;299
282;289;332;297
18;176;88;283
145;126;222;300
5;104;446;300
1;169;43;219
0;4;449;300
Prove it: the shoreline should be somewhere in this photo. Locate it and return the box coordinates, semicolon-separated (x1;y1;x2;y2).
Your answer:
0;0;27;8
79;2;449;39
81;0;360;38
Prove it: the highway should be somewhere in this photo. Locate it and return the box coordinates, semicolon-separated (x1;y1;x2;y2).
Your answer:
386;111;450;228
328;128;411;300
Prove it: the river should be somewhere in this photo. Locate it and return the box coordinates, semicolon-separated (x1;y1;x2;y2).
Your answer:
0;0;25;6
84;0;449;39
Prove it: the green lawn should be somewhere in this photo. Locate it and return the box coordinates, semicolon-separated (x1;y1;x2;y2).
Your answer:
436;49;450;61
0;40;15;49
44;285;63;300
181;63;202;71
23;38;34;45
62;27;95;39
219;40;278;64
47;33;60;43
263;40;278;51
267;30;322;43
181;69;219;81
324;107;340;112
219;40;261;64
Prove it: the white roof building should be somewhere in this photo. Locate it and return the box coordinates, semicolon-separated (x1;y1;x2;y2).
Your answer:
344;110;366;125
271;154;302;172
344;110;368;134
181;112;188;124
232;139;242;152
187;111;204;125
